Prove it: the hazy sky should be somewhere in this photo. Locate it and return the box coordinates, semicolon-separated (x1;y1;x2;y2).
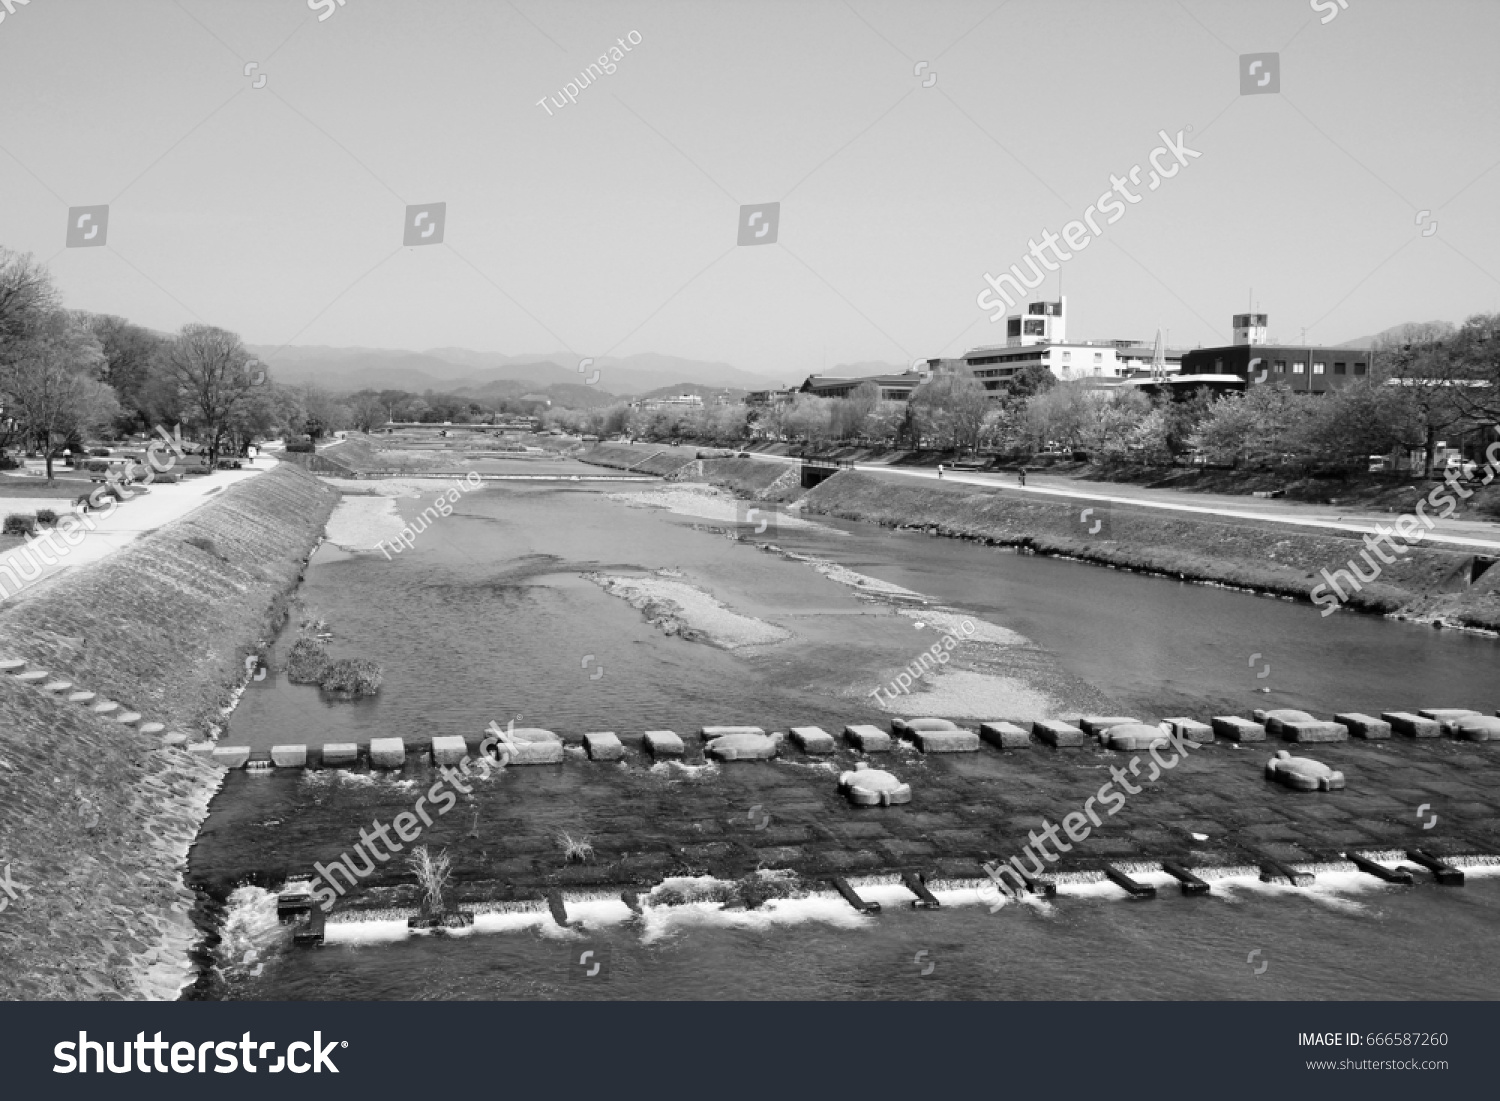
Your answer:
1;0;1496;385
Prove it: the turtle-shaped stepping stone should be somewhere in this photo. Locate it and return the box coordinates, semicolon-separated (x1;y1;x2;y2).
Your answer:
1101;722;1170;751
1266;749;1345;791
839;761;912;807
705;730;778;761
1452;715;1500;742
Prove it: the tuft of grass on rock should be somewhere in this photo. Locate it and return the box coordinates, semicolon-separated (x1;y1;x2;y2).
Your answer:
555;830;594;864
284;637;330;684
319;657;382;697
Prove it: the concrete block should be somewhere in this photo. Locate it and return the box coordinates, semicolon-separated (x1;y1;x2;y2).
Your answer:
1034;720;1084;747
1451;716;1500;742
1334;713;1390;739
1383;712;1441;738
115;711;142;726
211;746;251;768
1261;709;1318;739
1100;722;1169;751
700;725;765;740
187;742;214;757
789;726;835;753
0;658;26;672
163;731;188;745
909;728;980;753
1212;716;1266;742
843;724;892;752
431;735;468;766
369;737;406;768
271;745;308;767
644;730;684;757
15;670;48;683
891;717;958;736
321;742;359;766
1279;721;1347;743
1163;717;1214;743
1418;708;1482;733
40;680;72;693
68;691;95;703
1080;716;1139;738
506;728;564;764
979;721;1031;748
583;731;623;760
138;721;165;735
91;700;118;715
706;731;778;760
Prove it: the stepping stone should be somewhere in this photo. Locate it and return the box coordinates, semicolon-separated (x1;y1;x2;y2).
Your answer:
431;735;468;766
839;761;912;806
115;711;142;725
68;691;96;703
1259;709;1345;741
321;742;358;766
1334;712;1390;740
700;725;764;740
1418;708;1483;735
1211;716;1266;742
272;745;308;767
908;727;979;753
644;730;684;758
138;721;165;735
1163;717;1214;743
706;731;778;760
187;742;215;757
40;680;72;693
843;724;892;752
1079;716;1139;738
91;701;119;715
789;726;835;753
1451;716;1500;742
1034;720;1084;747
583;732;623;761
1100;722;1169;751
15;670;48;683
211;746;251;768
1265;749;1344;792
0;659;26;672
979;721;1031;748
369;737;406;768
163;731;188;745
501;728;564;765
891;717;958;737
1382;712;1441;738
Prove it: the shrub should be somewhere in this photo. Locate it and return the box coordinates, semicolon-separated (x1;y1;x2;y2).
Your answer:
0;455;19;471
285;637;330;684
34;509;57;527
89;447;111;458
154;472;179;484
285;439;316;454
319;658;382;697
3;513;36;537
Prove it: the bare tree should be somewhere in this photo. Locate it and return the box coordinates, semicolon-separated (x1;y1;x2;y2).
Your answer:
162;324;256;468
0;310;109;479
0;248;57;351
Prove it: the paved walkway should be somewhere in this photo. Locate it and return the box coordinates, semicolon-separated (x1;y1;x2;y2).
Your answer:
0;457;274;605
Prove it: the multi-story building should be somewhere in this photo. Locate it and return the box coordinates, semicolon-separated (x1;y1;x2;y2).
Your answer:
798;372;925;401
1178;314;1372;394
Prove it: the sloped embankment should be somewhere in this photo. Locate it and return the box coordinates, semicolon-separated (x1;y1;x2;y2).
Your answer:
675;456;801;500
801;471;1494;624
578;444;695;476
0;464;338;999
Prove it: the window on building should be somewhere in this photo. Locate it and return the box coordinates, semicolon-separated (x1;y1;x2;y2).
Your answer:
1274;360;1287;373
1007;319;1021;338
1292;362;1305;374
1062;351;1071;361
1094;352;1103;362
1353;362;1367;376
1023;319;1045;336
1312;362;1325;374
1333;362;1346;375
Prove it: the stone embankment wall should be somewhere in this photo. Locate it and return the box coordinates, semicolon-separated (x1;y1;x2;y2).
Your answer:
0;465;338;999
580;446;800;500
801;472;1498;624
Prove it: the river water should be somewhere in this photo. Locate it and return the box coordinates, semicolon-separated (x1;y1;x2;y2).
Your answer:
205;456;1500;1000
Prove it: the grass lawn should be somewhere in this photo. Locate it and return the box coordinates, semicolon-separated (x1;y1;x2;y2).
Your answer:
0;475;96;499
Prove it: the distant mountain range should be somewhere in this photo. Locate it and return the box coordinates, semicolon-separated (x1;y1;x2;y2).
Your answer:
245;345;786;401
1335;321;1457;350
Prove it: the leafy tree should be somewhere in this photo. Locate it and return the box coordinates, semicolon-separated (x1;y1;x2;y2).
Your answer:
0;309;111;478
161;324;257;468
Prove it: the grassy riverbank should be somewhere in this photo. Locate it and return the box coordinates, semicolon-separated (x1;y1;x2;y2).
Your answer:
0;464;338;999
798;471;1500;628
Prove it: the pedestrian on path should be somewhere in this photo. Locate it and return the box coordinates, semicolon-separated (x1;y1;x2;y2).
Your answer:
937;464;944;480
1018;465;1027;487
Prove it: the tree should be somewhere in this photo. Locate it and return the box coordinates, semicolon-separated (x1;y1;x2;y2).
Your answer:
0;309;109;478
829;381;878;441
1024;381;1091;452
161;324;257;468
1377;320;1492;475
87;314;165;434
909;373;990;451
348;392;388;433
0;248;57;352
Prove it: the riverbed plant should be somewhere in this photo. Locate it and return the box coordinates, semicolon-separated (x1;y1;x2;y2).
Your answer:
285;637;330;683
555;830;594;864
319;657;382;697
407;845;453;916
